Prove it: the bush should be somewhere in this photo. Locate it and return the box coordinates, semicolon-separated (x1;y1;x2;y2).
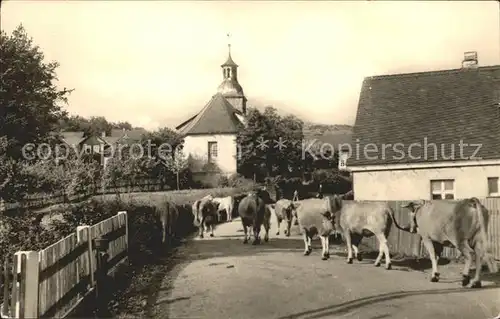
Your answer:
227;173;256;189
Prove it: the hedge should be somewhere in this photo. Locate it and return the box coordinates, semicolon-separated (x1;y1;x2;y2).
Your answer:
0;186;256;316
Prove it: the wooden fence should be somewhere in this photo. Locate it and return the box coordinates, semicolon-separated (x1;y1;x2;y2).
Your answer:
0;211;128;318
357;198;500;260
0;177;165;212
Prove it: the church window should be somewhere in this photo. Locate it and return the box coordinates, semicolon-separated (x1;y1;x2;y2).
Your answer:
208;141;218;161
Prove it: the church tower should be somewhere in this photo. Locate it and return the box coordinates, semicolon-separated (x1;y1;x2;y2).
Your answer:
217;34;247;114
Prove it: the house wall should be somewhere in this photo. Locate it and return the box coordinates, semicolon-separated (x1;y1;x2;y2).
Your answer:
183;134;238;174
353;164;500;200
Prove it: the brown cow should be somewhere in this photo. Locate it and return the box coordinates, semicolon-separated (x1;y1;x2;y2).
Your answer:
194;196;218;238
238;189;272;245
399;198;498;288
329;195;395;269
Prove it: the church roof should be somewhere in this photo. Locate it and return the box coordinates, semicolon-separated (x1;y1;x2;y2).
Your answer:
221;52;238;67
176;93;245;135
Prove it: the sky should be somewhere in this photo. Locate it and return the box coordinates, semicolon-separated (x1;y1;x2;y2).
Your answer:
2;1;499;131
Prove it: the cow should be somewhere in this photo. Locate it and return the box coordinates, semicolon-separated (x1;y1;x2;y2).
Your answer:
273;199;295;236
329;195;395;270
212;196;234;222
192;194;213;225
158;201;179;245
238;189;273;245
399;198;498;288
193;196;218;238
289;197;335;260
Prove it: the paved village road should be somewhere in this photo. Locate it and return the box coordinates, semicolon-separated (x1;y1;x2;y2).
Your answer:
151;217;500;319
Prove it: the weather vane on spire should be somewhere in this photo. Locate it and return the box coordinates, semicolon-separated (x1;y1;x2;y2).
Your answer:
227;33;231;54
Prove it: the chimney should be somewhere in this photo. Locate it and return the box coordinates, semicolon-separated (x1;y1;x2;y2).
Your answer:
101;131;106;138
462;51;478;69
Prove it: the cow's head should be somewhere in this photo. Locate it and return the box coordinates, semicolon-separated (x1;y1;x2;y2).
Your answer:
401;200;425;233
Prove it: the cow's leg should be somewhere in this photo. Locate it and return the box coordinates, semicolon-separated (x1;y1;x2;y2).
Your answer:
377;234;392;270
351;233;363;261
199;218;205;238
352;245;360;260
320;235;330;260
421;238;440;282
263;218;270;243
458;241;474;287
242;221;248;244
210;223;215;237
285;218;292;237
252;223;261;245
228;206;233;222
374;240;384;267
303;231;312;256
470;242;485;288
276;218;282;236
344;231;354;264
325;234;330;258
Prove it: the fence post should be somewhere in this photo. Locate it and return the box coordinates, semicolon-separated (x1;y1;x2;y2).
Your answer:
93;236;110;317
13;251;39;319
117;211;128;254
76;226;95;288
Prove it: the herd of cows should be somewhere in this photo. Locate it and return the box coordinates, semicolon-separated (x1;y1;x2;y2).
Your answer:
187;186;499;289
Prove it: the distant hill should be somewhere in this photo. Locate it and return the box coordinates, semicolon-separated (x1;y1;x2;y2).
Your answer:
303;122;353;136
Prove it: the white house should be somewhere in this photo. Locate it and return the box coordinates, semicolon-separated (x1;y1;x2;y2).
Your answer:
346;52;500;200
176;44;247;175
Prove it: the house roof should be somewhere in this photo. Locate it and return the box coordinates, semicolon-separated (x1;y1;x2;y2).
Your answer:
60;128;148;146
61;131;85;146
105;128;148;145
176;93;245;135
349;65;500;166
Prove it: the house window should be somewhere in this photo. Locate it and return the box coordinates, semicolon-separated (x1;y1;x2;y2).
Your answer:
208;142;218;161
93;145;100;153
430;179;455;199
84;145;91;153
488;177;499;196
431;179;455;199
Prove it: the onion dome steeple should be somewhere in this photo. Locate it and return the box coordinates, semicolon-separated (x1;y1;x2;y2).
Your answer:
217;33;244;98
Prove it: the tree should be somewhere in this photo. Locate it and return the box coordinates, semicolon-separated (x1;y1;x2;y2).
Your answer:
86;116;113;136
112;121;133;130
236;107;304;180
58;114;90;132
141;127;184;155
139;127;185;187
0;24;71;159
163;147;188;190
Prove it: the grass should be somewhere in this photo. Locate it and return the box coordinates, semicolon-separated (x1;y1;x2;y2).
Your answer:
99;187;253;206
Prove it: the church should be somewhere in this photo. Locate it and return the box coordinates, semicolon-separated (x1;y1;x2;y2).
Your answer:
175;41;247;175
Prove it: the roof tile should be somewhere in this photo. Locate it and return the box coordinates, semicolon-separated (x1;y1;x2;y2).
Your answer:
349;65;500;166
176;93;244;135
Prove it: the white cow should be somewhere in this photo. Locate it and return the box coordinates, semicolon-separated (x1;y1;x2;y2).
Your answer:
212;196;235;222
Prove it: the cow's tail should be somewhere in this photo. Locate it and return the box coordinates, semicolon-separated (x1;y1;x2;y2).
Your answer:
470;197;498;274
387;206;408;232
